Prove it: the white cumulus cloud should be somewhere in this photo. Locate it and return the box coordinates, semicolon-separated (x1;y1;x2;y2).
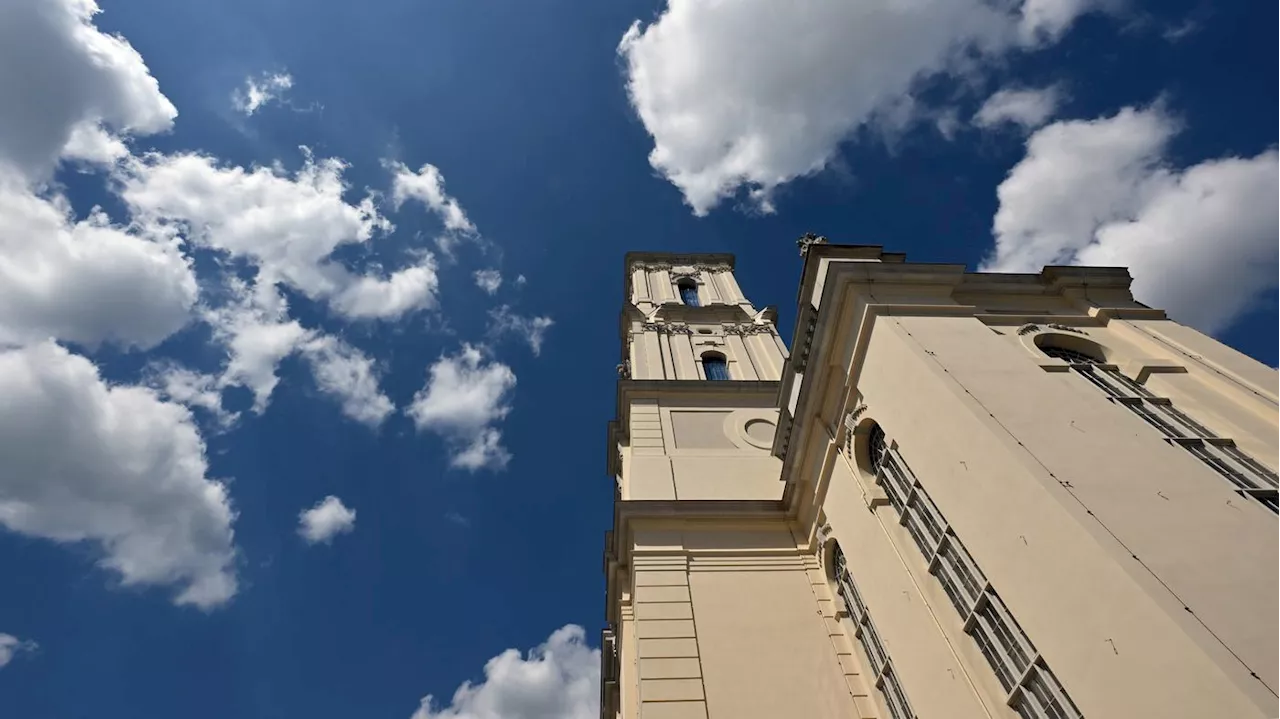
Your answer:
488;306;553;357
118;150;439;321
297;495;356;544
0;167;197;349
0;634;37;669
0;0;176;179
974;85;1063;130
474;269;503;295
301;335;395;428
407;345;516;472
618;0;1107;215
174;278;395;426
147;363;238;429
984;104;1279;334
232;72;294;116
0;342;238;609
411;625;599;719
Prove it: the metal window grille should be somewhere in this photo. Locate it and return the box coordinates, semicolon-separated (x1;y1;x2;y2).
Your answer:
1043;345;1278;513
861;435;1083;719
702;355;730;381
599;628;620;719
868;423;888;468
832;544;916;719
678;282;700;307
1041;346;1103;365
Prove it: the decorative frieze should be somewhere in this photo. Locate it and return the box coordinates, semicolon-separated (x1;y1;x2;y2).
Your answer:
722;322;773;336
1018;322;1086;336
642;321;693;335
630;261;673;274
630;261;731;275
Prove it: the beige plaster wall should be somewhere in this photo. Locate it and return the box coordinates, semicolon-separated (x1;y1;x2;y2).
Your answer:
621;397;783;502
626;525;874;719
831;311;1275;716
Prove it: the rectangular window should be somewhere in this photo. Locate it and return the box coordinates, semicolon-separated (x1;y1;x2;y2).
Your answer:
833;546;916;719
859;439;1083;719
1058;363;1278;513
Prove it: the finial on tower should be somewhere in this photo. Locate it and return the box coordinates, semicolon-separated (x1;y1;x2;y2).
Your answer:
797;232;828;257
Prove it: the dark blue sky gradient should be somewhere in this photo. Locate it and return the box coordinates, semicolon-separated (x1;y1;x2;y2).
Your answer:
0;1;1275;717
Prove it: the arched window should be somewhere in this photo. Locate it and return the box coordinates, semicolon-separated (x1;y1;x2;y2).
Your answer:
677;279;700;307
1041;345;1102;365
702;352;730;381
867;422;887;470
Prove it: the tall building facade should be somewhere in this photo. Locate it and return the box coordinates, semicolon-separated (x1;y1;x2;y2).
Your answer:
601;243;1278;719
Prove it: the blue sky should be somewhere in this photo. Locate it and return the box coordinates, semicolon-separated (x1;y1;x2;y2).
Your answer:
0;1;1274;717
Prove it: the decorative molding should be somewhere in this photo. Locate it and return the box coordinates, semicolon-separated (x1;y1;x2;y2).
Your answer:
722;322;773;336
642;321;693;335
817;521;833;545
665;322;692;335
1018;321;1087;336
815;522;834;570
629;261;672;273
797;232;829;256
693;262;732;273
615;360;630;379
843;404;868;455
792;310;818;371
846;403;868;427
670;270;701;282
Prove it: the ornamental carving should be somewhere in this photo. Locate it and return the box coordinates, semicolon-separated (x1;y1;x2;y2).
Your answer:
817;521;833;544
670;270;701;282
629;261;672;273
846;403;869;427
615;360;631;379
797;232;829;256
1016;323;1040;335
693;263;732;273
643;322;692;335
722;322;773;336
1047;323;1086;335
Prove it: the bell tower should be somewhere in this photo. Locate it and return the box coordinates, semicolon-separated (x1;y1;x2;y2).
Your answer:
602;253;874;719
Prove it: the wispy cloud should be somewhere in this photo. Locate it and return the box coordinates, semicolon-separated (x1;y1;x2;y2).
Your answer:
231;72;294;116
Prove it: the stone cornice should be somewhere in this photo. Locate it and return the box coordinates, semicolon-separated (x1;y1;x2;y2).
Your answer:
625;251;735;275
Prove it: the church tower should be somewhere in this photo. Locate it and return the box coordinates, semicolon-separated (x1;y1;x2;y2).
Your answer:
601;242;1277;719
602;252;873;719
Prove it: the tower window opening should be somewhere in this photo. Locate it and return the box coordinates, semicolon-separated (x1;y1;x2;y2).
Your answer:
678;279;700;307
702;352;730;381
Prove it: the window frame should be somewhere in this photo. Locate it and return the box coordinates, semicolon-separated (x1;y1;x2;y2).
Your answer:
676;279;701;307
856;424;1084;719
701;352;731;381
1040;343;1279;513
